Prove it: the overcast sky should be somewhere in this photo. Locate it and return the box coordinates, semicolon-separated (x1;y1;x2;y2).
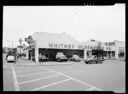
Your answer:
3;4;125;48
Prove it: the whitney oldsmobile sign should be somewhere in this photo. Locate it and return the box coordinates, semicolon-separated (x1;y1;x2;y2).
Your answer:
49;43;100;50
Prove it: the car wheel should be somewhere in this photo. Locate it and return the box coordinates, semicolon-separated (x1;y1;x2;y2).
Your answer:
58;59;60;62
90;61;92;64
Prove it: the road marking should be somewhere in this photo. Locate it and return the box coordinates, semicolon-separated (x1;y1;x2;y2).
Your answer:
86;87;97;91
42;67;103;91
12;66;20;91
16;68;49;73
19;74;60;85
17;70;51;77
115;88;125;93
31;78;71;91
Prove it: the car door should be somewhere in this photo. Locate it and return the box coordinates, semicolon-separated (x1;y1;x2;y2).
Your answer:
93;56;97;63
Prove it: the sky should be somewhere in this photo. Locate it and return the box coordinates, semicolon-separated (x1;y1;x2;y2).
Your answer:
3;4;125;48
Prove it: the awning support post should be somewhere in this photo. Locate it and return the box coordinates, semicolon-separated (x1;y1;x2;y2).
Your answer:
84;49;87;59
35;42;39;63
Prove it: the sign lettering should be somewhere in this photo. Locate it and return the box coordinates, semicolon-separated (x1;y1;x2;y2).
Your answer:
48;43;101;50
49;43;53;48
64;44;67;48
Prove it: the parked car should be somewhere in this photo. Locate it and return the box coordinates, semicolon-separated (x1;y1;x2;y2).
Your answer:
70;54;80;62
6;55;16;63
103;57;109;60
100;57;105;61
84;55;102;64
56;52;68;62
110;57;116;60
41;55;48;62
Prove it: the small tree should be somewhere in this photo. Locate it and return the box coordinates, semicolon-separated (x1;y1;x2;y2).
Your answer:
3;48;5;53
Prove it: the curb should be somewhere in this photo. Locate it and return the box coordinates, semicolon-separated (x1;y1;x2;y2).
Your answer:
15;63;73;66
15;59;83;66
38;63;72;66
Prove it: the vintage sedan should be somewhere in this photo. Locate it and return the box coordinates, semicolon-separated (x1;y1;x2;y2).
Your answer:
70;54;81;62
6;55;16;63
41;55;48;62
56;52;68;62
84;55;102;64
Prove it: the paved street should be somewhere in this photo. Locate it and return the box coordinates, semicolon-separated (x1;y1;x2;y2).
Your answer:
3;54;125;93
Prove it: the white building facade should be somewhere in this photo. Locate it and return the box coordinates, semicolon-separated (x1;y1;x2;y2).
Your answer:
23;32;125;63
101;40;125;60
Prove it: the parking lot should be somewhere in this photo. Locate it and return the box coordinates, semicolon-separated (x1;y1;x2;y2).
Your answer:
3;55;125;93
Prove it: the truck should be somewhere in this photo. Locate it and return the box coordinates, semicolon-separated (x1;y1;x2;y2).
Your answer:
56;52;68;62
84;55;103;64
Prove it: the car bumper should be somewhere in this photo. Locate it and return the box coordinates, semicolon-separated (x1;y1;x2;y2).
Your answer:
74;59;80;62
7;60;15;62
59;59;68;61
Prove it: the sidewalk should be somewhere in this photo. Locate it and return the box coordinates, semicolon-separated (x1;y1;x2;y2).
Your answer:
15;58;38;66
15;58;83;66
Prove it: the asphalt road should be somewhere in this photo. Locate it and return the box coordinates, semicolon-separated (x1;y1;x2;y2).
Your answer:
3;54;125;93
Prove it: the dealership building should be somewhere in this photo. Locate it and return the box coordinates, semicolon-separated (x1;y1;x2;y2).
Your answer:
23;32;125;63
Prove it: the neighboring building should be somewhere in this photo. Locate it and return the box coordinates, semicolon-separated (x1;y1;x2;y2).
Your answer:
114;40;125;60
101;40;125;60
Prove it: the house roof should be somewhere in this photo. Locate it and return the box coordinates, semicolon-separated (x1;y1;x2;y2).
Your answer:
31;32;80;48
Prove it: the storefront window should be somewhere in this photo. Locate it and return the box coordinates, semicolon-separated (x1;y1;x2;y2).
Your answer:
103;51;107;57
118;52;124;57
112;51;115;57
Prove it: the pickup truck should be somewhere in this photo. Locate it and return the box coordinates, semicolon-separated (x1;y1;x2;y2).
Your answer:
56;52;68;62
84;55;102;64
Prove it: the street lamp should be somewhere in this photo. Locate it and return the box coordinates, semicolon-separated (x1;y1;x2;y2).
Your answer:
19;38;23;56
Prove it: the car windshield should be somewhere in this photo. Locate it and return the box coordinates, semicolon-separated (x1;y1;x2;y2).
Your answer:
73;55;79;58
92;55;97;58
57;53;64;56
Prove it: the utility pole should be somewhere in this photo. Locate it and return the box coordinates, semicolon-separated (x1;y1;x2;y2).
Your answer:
19;38;23;57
